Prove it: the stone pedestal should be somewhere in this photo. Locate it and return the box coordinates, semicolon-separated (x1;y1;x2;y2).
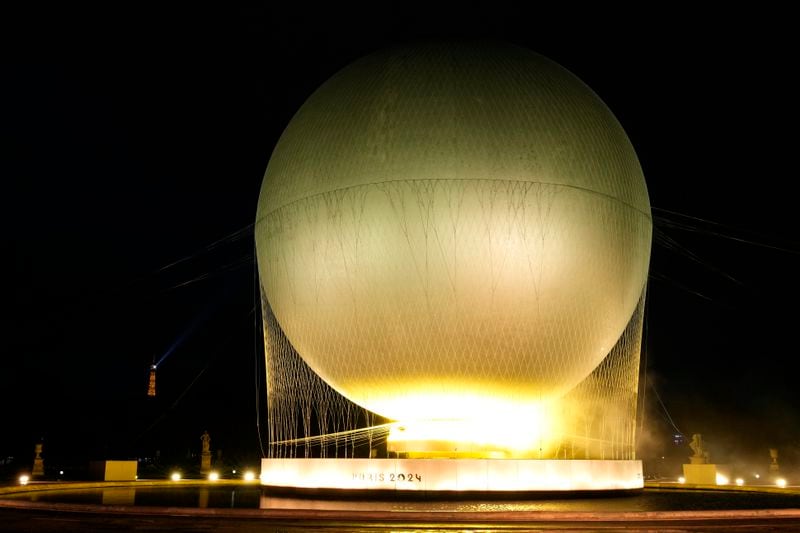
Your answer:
201;452;212;475
200;430;212;474
683;463;731;485
89;460;138;481
32;443;44;477
683;463;718;485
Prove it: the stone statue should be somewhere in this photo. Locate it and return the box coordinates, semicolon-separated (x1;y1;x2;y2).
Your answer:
201;431;211;454
689;433;708;464
32;442;44;477
769;448;780;472
200;430;212;474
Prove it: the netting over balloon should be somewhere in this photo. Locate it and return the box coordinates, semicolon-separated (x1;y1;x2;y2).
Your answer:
257;178;649;459
259;282;645;460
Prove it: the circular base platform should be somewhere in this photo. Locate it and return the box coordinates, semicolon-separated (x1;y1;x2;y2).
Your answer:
261;458;643;494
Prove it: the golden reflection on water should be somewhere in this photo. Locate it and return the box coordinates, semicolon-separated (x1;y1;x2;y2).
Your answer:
101;488;135;506
7;487;800;514
259;494;651;513
198;487;209;508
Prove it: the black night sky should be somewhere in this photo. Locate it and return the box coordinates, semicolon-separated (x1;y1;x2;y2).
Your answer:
3;6;799;478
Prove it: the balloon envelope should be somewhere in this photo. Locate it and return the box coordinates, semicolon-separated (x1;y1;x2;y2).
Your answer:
256;42;651;422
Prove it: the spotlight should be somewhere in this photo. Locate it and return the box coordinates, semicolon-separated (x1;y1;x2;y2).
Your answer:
244;471;256;482
776;478;787;488
715;473;729;485
170;472;181;481
208;471;219;481
735;478;744;486
19;475;29;485
678;476;685;484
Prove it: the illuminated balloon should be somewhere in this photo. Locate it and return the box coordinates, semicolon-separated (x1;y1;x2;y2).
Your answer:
256;42;651;423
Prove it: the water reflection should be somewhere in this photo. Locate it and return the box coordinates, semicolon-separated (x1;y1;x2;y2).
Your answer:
198;487;209;508
2;487;260;508
260;491;800;512
260;494;650;512
101;488;135;506
4;486;800;512
259;494;649;512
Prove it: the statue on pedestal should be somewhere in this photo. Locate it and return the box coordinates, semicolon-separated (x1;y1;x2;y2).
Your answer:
32;442;45;477
683;433;719;485
200;430;212;474
769;448;780;472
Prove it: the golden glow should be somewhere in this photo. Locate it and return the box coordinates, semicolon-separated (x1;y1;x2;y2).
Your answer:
208;471;219;481
244;471;256;482
386;404;560;458
18;475;29;485
776;478;787;488
715;473;729;485
678;476;686;484
170;472;181;481
735;477;744;486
